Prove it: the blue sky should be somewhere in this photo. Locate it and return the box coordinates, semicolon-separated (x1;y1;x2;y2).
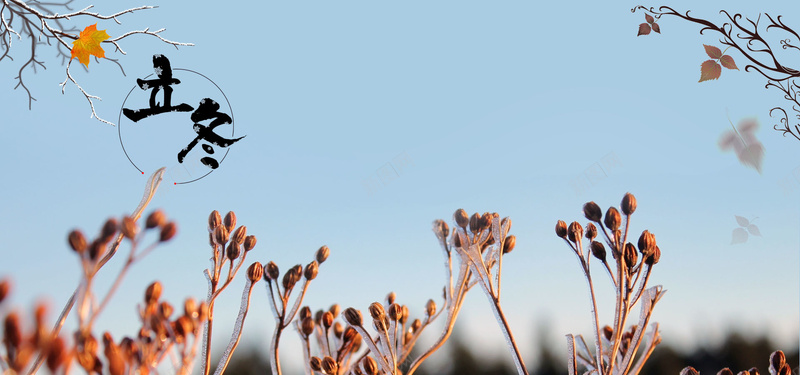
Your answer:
1;0;798;370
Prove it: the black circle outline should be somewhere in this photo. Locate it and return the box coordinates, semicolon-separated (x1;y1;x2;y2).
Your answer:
117;67;236;184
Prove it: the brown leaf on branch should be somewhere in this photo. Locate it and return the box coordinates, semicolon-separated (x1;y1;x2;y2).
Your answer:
645;14;655;24
720;55;738;70
699;60;722;82
638;23;651;36
703;44;722;59
651;22;661;33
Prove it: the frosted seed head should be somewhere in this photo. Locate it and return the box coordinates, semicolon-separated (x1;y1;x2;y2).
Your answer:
480;212;493;231
316;245;330;264
604;207;621;231
555;220;568;238
243;235;257;252
385;291;396;306
0;279;9;304
369;302;386;321
121;216;137;240
425;299;436;317
343;307;363;326
321;356;338;374
159;222;177;242
454;209;469;228
624;242;638;268
502;235;516;254
638;230;656;253
585;223;597;240
213;225;229;245
583;201;602;222
567;222;583;243
225;242;240;261
208;211;221;231
304;261;319;280
645;245;661;266
388;303;402;322
146;210;166;229
321;311;334;328
223;211;236;233
145;281;162;305
301;317;315;336
231;226;247;246
68;230;87;254
621;192;637;216
309;356;322;372
247;262;263;283
265;261;279;282
454;233;463;248
469;212;481;233
100;218;118;243
591;241;606;262
439;220;450;237
771;351;786;373
328;304;341;318
362;356;378;375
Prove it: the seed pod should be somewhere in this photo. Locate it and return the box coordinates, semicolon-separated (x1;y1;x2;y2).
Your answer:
223;211;236;233
159;301;173;318
46;336;67;372
0;280;8;304
225;242;240;261
645;246;661;266
243;235;257;252
321;356;338;374
425;299;436;317
88;240;104;261
3;312;21;349
480;212;493;231
328;304;341;318
159;222;177;242
555;220;568;238
304;261;319;280
400;305;409;324
68;230;88;254
604;207;621;231
453;233;463;248
680;367;699;375
602;325;613;341
621;192;637;216
638;230;656;253
231;226;247;246
283;265;302;291
100;218;118;243
208;211;221;231
454;209;469;228
121;216;138;240
265;261;279;281
362;356;378;375
197;302;209;322
301;317;315;336
779;364;791;375
583;201;602;222
623;242;638;268
770;351;786;373
388;303;402;322
591;241;607;262
369;302;385;321
438;220;450;237
247;262;263;283
343;307;363;326
717;368;733;375
145;282;162;305
146;210;166;229
411;319;422;333
567;221;583;243
316;245;330;264
299;306;312;321
585;223;597;240
183;298;197;318
386;291;396;306
502;235;516;254
342;325;357;343
469;212;482;234
315;310;324;325
175;316;193;340
309;356;322;372
321;311;334;328
333;322;343;338
213;225;229;245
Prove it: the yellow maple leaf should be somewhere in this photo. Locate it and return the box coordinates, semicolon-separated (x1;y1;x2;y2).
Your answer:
71;24;110;67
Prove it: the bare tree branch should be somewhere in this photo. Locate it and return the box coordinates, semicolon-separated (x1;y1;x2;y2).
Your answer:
1;0;193;125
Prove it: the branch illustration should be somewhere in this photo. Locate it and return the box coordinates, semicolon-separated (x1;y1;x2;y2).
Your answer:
632;6;800;142
0;0;193;125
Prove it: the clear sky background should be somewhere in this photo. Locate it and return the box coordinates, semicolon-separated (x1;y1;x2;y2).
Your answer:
1;0;798;372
